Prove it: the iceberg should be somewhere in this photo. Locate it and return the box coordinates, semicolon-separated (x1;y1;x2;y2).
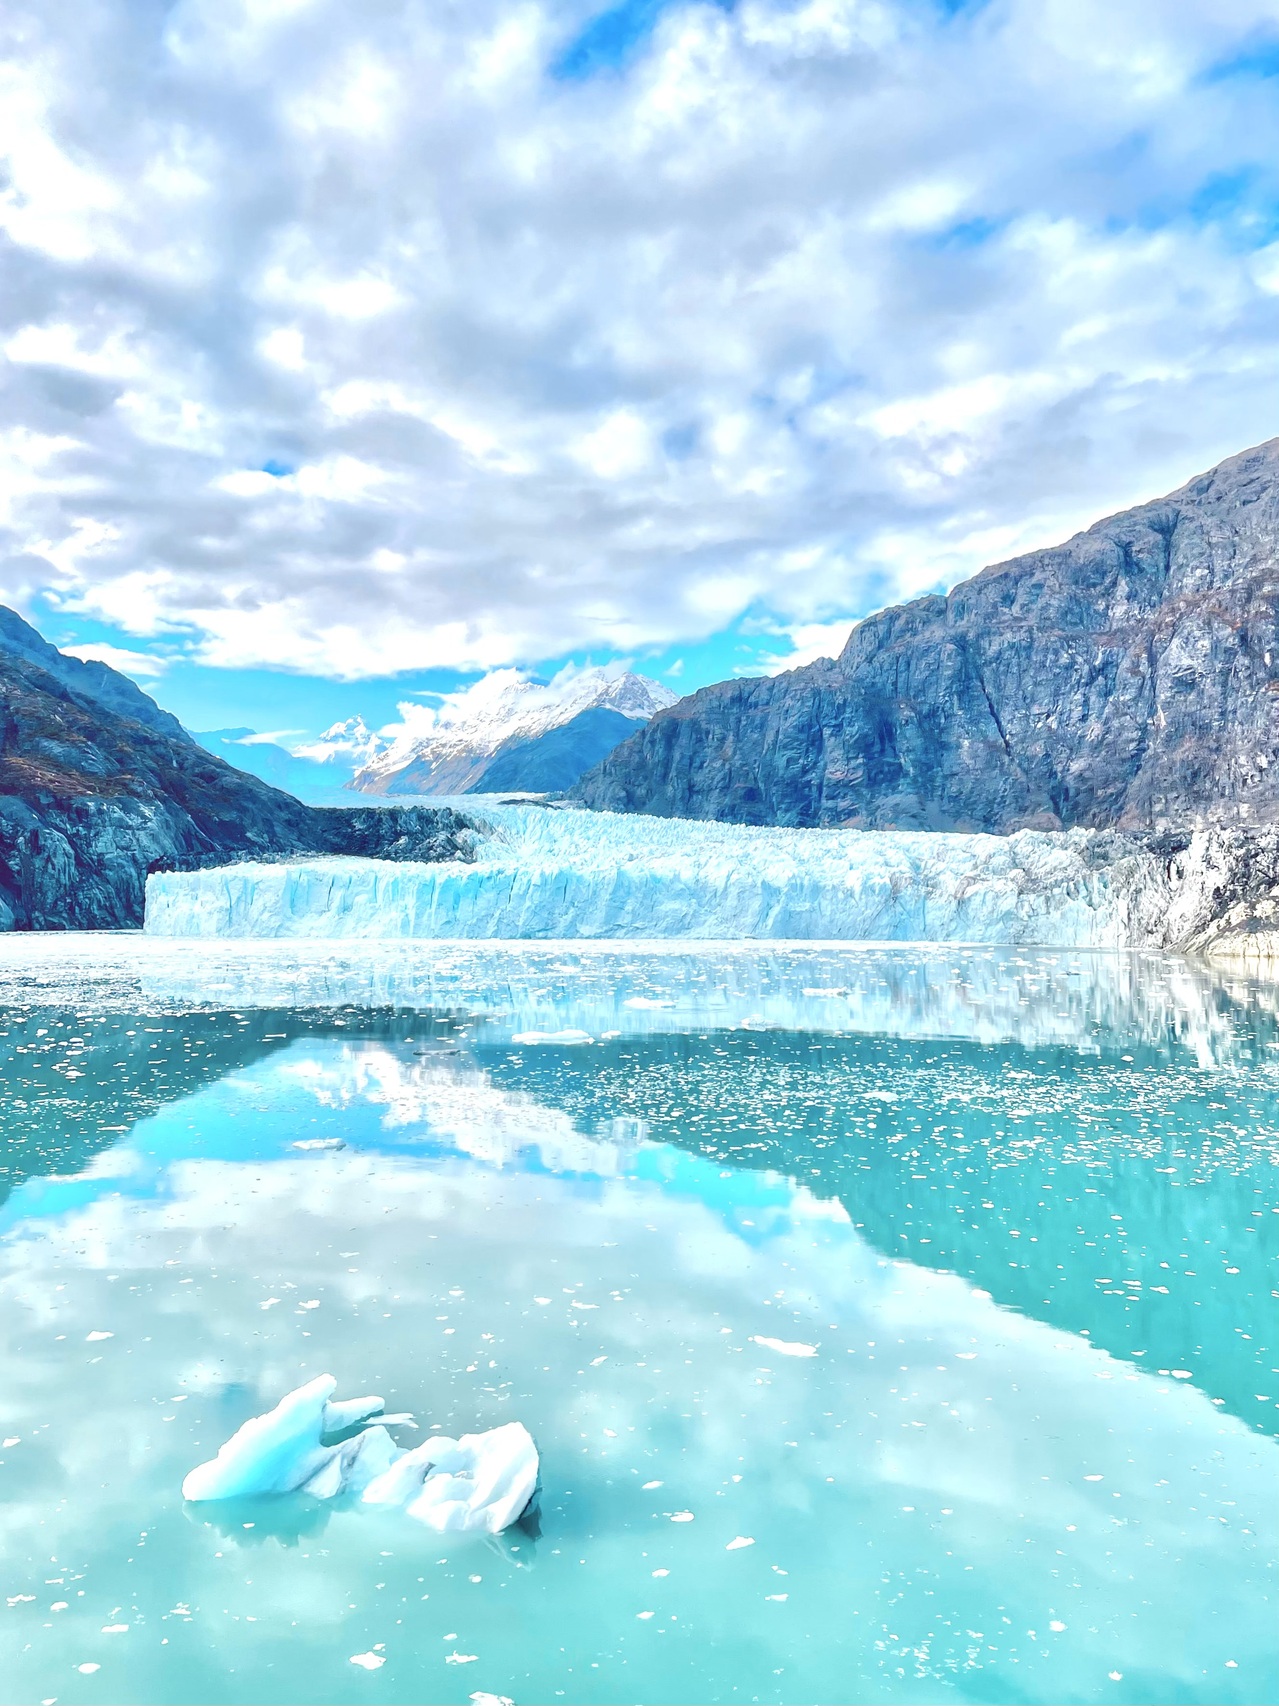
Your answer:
145;803;1175;945
182;1375;538;1535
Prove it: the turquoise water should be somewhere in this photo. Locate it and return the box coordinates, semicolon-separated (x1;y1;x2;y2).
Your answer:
0;941;1276;1705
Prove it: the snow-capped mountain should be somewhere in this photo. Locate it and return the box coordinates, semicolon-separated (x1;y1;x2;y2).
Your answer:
196;718;388;801
352;665;677;796
292;716;387;771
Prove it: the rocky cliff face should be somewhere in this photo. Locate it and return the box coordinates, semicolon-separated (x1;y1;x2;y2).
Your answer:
0;618;475;930
577;438;1279;833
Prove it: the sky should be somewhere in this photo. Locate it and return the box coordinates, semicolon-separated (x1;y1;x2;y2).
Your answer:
3;0;1279;742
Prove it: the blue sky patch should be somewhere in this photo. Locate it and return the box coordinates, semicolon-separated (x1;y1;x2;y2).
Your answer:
553;0;734;80
1203;36;1279;83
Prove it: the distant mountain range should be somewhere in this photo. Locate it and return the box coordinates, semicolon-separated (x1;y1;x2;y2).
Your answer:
195;718;383;802
578;437;1279;834
350;666;676;796
194;670;674;801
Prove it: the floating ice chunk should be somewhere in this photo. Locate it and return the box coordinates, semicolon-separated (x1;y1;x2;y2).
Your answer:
291;1138;346;1152
401;1423;538;1535
358;1438;440;1508
349;1652;385;1670
751;1335;818;1358
182;1374;389;1501
323;1394;388;1432
361;1422;538;1535
183;1378;537;1534
341;1425;403;1495
511;1029;593;1045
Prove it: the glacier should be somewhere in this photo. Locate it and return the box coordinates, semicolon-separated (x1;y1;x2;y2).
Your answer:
183;1374;539;1536
145;801;1177;945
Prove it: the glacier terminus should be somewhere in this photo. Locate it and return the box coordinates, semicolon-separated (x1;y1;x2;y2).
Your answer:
141;800;1254;949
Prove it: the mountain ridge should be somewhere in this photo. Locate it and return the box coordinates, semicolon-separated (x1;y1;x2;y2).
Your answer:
576;437;1279;833
353;665;675;795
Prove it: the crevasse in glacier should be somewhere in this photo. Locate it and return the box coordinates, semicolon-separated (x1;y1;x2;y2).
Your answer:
144;803;1173;944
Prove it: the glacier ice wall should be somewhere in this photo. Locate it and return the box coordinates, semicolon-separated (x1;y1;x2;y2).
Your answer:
144;804;1174;945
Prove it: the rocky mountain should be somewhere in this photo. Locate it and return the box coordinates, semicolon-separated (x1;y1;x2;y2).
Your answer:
353;665;676;796
0;607;191;744
577;437;1279;833
0;610;475;930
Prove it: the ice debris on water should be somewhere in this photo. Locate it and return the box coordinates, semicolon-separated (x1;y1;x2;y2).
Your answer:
511;1029;593;1045
751;1336;818;1357
182;1375;538;1535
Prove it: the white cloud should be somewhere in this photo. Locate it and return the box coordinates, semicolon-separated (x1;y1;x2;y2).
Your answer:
59;642;170;677
757;619;855;674
1;0;1278;678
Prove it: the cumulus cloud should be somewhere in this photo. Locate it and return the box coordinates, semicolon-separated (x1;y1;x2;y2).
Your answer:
2;0;1279;679
754;620;856;675
58;641;170;676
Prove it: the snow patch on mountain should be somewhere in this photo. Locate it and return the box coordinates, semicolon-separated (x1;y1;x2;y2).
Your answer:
293;716;387;769
353;664;675;796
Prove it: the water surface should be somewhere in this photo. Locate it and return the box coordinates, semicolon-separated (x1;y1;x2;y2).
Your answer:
1;941;1276;1704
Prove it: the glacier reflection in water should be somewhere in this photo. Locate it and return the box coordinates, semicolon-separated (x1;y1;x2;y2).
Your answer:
0;939;1276;1706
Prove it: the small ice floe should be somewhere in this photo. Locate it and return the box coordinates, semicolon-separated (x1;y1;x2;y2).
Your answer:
801;987;847;998
725;1536;755;1550
510;1029;593;1046
751;1335;818;1358
622;997;674;1010
85;1331;114;1342
183;1375;538;1536
349;1651;385;1670
290;1138;346;1152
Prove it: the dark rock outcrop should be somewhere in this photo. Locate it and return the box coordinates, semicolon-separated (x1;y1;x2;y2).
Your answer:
577;438;1279;832
0;616;476;930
